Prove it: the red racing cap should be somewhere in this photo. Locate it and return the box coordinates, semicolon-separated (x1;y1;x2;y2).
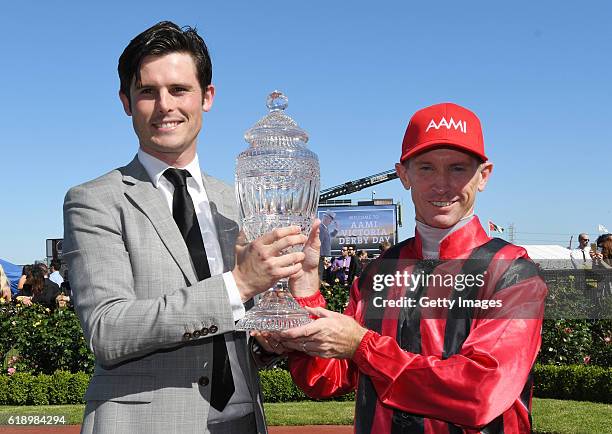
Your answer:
400;102;488;163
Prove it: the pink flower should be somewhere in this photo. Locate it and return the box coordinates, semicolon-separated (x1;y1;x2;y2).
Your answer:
563;327;572;334
583;356;591;365
604;336;611;344
7;367;15;375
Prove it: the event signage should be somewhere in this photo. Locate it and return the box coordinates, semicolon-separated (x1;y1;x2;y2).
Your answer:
317;204;397;255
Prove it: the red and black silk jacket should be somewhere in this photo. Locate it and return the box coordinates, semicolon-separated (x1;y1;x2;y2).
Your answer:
289;217;547;434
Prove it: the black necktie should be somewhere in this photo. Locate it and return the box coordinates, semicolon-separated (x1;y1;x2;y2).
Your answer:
163;168;235;411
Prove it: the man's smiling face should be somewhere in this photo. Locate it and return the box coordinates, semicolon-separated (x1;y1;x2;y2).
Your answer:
120;52;214;166
395;148;493;229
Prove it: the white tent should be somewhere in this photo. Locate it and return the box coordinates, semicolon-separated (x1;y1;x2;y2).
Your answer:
518;245;573;269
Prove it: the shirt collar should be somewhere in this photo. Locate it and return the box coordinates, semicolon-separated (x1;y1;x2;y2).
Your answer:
415;215;474;258
413;215;490;259
137;149;205;192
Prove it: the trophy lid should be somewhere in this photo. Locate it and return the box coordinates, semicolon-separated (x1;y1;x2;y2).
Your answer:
244;91;309;145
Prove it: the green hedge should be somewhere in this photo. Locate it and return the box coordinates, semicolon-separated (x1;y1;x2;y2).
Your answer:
0;365;608;405
0;303;95;375
0;371;89;405
259;368;355;402
534;364;612;403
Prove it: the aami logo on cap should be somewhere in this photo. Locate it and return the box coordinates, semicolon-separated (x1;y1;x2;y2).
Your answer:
425;117;467;134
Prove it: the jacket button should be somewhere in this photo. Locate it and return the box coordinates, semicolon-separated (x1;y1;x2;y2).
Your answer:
209;325;218;334
200;327;209;336
198;376;209;387
182;332;192;341
193;330;201;338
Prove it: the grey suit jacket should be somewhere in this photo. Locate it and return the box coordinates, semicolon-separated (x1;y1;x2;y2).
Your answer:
63;156;267;434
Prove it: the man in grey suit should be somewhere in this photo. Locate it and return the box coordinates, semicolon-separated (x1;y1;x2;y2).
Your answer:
63;21;307;434
318;211;337;257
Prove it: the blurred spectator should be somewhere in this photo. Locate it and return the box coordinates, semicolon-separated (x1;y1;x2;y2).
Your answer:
593;234;612;298
18;265;33;296
332;246;351;284
20;264;61;309
378;240;391;254
321;257;334;285
356;249;369;269
595;234;612;260
60;269;72;298
319;211;338;257
49;259;64;286
0;264;11;302
38;262;49;277
347;245;361;285
570;233;593;269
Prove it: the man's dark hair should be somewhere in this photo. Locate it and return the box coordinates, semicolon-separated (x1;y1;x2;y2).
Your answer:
50;259;62;271
118;21;212;105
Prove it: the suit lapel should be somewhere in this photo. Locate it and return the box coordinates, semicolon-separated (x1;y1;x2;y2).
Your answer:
120;157;198;285
203;174;238;273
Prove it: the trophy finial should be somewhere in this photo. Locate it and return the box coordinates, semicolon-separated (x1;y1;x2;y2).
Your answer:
266;90;288;112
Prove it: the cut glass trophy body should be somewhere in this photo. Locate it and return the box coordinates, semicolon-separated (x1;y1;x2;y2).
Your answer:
234;91;320;331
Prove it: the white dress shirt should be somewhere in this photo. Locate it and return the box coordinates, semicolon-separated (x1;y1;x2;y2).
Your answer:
49;270;64;286
570;246;593;269
416;215;474;259
137;149;245;320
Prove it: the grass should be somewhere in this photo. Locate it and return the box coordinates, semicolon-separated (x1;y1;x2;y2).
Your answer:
0;399;610;433
532;398;612;434
264;401;354;425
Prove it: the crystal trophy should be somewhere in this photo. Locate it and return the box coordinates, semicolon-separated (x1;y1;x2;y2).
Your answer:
235;91;320;331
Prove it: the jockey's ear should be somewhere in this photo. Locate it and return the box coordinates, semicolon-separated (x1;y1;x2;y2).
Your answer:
395;162;411;190
477;161;493;192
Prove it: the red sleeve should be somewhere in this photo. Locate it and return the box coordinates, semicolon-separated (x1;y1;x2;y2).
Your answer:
351;274;547;429
288;284;361;398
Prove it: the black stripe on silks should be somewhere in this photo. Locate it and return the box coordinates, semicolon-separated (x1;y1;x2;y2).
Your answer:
398;260;437;353
519;367;534;409
357;242;404;434
391;411;425;434
493;258;540;294
519;367;535;432
362;241;404;332
442;238;509;360
480;414;505;434
355;375;378;434
443;239;509;434
391;260;440;434
447;424;463;434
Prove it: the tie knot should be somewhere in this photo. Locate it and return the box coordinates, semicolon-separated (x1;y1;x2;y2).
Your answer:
163;168;191;188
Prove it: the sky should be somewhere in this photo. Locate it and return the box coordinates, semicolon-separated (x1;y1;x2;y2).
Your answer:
1;0;611;264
